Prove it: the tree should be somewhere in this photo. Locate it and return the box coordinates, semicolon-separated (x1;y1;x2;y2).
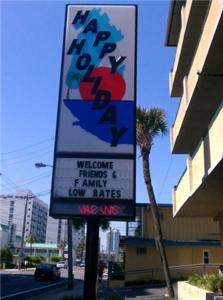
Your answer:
26;234;37;256
136;106;174;298
76;240;85;260
72;218;109;231
57;240;66;259
0;246;13;267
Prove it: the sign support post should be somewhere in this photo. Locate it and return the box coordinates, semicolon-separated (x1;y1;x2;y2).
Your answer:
83;218;99;300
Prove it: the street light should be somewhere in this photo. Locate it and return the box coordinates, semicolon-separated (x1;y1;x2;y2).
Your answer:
35;162;53;168
35;161;74;289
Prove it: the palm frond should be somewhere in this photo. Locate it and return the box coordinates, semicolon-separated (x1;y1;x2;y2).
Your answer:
136;105;167;152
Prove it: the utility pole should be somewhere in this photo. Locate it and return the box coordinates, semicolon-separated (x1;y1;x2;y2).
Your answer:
18;195;29;269
67;219;74;289
108;227;112;262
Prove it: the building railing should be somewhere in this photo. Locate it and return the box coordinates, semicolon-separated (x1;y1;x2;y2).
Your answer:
108;263;221;284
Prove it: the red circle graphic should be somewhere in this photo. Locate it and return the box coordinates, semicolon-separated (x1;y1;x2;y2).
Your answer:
79;67;126;100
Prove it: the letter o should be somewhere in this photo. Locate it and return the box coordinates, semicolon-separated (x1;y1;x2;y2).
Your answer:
76;54;91;70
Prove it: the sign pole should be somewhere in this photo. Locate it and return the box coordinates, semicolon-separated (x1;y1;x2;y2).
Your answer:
83;218;99;300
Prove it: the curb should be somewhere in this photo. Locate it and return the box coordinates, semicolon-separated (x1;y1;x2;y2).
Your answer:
1;268;36;272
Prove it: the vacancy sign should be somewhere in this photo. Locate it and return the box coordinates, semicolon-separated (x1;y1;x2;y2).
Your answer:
50;5;137;219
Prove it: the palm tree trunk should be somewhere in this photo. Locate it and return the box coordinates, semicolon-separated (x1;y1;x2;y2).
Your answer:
142;152;174;298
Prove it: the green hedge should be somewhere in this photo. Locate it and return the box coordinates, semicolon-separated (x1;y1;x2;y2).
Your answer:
188;273;223;294
49;256;62;263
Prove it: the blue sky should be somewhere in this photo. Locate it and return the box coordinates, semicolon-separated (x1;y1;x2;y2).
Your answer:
1;1;187;237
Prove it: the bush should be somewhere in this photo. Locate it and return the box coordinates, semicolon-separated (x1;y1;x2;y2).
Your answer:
188;273;223;294
29;256;43;265
0;246;13;267
49;256;61;263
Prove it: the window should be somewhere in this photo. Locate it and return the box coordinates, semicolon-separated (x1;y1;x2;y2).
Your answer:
136;247;147;255
203;250;210;264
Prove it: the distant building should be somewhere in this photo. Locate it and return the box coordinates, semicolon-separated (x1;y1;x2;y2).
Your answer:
24;242;65;259
0;189;48;247
73;224;85;249
45;216;85;262
46;217;85;247
46;216;67;244
106;228;120;261
0;224;12;247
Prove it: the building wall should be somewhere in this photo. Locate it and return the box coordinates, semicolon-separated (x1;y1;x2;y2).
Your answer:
125;244;222;282
106;228;120;261
46;217;68;244
0;189;48;246
0;224;9;247
72;224;85;249
143;207;220;241
26;196;48;243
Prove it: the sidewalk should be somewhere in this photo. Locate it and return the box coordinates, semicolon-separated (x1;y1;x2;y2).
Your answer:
25;281;178;300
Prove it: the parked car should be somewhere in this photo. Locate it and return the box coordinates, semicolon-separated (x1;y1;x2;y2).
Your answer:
56;260;68;269
80;261;85;267
34;263;61;281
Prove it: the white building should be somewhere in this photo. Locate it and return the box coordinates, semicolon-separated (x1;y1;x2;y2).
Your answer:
0;224;11;247
45;216;85;262
106;228;120;261
72;224;85;249
45;216;67;244
46;217;85;246
0;189;48;246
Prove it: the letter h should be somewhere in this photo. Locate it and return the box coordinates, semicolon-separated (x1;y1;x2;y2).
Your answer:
72;10;90;25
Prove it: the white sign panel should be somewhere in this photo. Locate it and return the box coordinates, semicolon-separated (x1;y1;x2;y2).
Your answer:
56;5;136;154
51;5;136;219
53;158;134;199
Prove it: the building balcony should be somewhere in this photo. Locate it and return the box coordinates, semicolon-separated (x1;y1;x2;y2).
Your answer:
173;103;223;218
169;0;210;97
171;0;223;154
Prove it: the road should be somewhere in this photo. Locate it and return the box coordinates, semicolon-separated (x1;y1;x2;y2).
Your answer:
0;267;85;299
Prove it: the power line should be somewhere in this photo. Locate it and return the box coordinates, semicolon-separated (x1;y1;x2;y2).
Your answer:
1;173;19;189
0;173;51;199
2;137;54;156
157;156;174;202
2;145;54;162
13;172;51;185
1;172;51;189
2;150;52;167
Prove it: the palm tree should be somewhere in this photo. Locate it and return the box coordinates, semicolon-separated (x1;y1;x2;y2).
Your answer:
25;234;37;256
57;240;66;258
72;218;109;231
136;105;174;298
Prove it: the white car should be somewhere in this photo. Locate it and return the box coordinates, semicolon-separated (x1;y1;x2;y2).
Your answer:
56;260;68;269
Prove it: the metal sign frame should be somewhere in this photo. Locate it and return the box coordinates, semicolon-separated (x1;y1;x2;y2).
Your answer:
50;4;137;220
